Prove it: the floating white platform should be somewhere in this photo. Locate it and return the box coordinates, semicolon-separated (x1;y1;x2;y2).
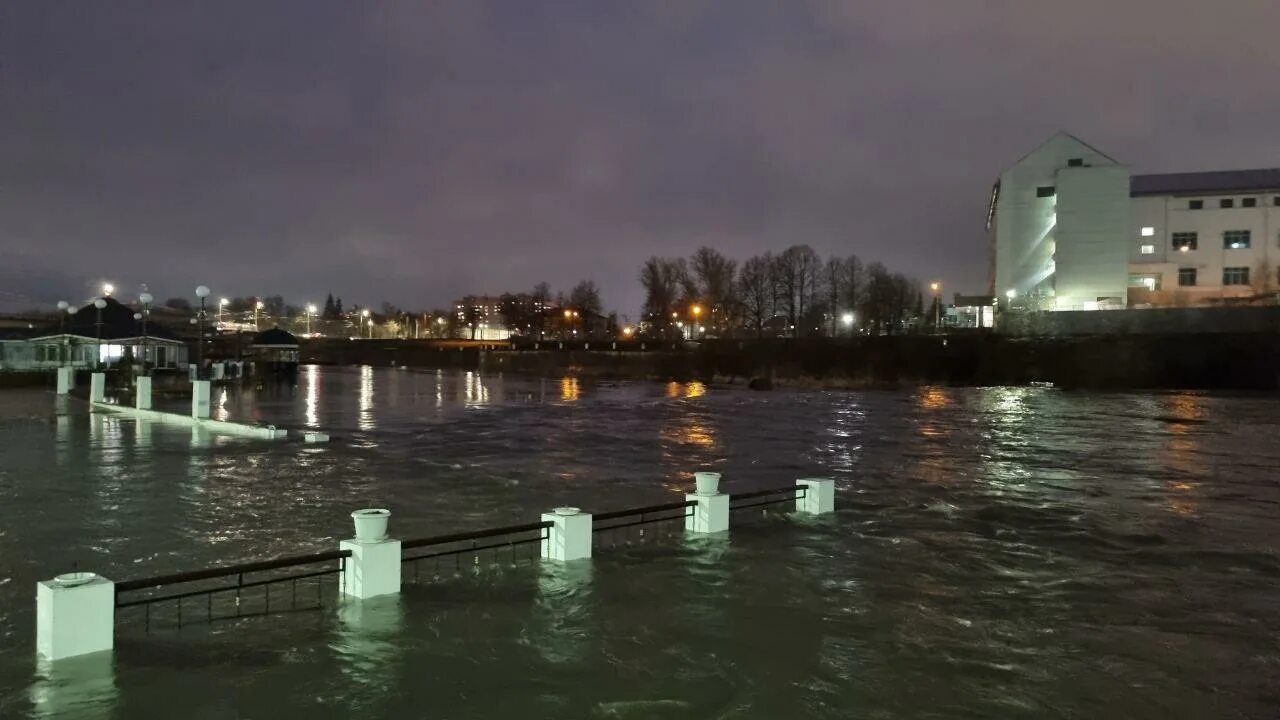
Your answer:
91;402;289;440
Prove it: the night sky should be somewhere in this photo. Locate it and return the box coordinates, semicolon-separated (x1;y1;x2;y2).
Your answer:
4;1;1279;316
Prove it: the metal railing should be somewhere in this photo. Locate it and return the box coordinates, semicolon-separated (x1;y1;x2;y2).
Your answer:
400;521;553;582
114;549;351;632
729;485;806;511
592;499;697;547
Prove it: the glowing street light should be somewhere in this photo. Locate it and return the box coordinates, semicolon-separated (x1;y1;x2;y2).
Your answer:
193;285;211;378
930;281;942;330
622;326;634;337
102;283;114;297
306;303;317;336
218;297;229;325
362;308;372;338
1005;289;1016;299
254;299;265;330
841;312;854;326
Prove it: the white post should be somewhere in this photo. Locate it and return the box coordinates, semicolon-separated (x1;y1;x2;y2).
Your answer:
36;574;115;661
191;379;211;419
212;362;225;380
56;367;75;395
135;376;152;410
540;508;592;561
340;509;400;599
88;373;106;404
685;493;729;534
795;478;835;515
187;364;197;382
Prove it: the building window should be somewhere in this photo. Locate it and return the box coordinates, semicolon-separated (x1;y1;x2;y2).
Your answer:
1189;200;1203;210
1178;268;1197;287
1036;186;1056;198
1067;158;1084;167
1220;198;1234;209
1140;226;1155;237
1139;244;1155;255
1172;232;1198;251
1223;230;1251;249
1242;197;1257;208
1223;267;1250;285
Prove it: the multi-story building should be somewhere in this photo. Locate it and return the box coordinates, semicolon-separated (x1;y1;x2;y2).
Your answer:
989;132;1280;310
1127;170;1280;306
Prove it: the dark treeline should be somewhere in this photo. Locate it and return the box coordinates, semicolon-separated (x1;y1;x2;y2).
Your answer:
640;245;925;338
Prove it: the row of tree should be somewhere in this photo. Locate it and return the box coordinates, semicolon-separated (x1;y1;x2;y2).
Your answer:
641;245;926;337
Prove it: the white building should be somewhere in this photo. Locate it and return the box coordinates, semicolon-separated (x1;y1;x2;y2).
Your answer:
989;132;1280;310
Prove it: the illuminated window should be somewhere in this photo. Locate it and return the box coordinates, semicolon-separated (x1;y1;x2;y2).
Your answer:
1178;268;1196;286
1172;232;1198;251
1189;200;1203;210
1139;244;1155;255
1223;267;1250;285
1140;226;1155;237
1223;230;1251;249
1220;198;1234;209
1242;198;1256;208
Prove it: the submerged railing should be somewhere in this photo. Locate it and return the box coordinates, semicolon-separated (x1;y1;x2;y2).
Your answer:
591;499;697;547
399;521;553;583
729;485;805;512
114;549;351;632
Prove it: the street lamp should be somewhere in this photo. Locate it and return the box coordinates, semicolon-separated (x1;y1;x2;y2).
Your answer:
92;298;107;370
306;304;317;336
66;305;78;366
362;308;371;338
841;312;855;337
56;301;69;364
217;297;229;326
194;285;211;378
1005;289;1016;300
139;292;153;374
255;300;265;330
102;283;114;297
691;305;702;339
930;281;942;331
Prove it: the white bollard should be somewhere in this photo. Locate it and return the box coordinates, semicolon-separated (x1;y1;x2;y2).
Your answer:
191;380;211;419
685;492;730;534
36;573;115;661
795;478;835;515
56;367;75;395
135;376;152;410
89;373;106;404
340;509;400;599
541;507;593;562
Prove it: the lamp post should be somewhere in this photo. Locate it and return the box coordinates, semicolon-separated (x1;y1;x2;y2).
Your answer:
218;297;229;327
56;301;69;364
362;309;371;338
841;312;855;338
138;292;153;374
102;283;114;297
92;298;107;370
66;306;78;365
691;305;702;339
255;300;264;331
930;281;941;331
194;285;210;379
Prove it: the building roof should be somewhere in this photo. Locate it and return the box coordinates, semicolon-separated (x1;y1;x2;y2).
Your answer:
1130;168;1280;197
32;297;182;342
251;326;299;347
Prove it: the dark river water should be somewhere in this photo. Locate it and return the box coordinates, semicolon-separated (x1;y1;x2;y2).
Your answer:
2;367;1279;718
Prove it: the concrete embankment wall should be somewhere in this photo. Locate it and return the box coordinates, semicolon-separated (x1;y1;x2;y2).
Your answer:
300;335;1280;391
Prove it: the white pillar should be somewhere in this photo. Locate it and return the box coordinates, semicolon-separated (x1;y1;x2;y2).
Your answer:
191;379;211;419
88;373;106;404
56;367;75;395
36;574;115;661
212;362;225;380
796;478;835;515
135;376;152;410
540;508;592;562
339;539;402;599
685;493;730;534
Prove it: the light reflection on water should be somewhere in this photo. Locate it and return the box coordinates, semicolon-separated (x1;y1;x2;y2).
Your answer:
1;371;1279;719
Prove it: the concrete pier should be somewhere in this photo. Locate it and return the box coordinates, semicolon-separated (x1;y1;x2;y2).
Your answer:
191;380;211;419
541;508;593;561
88;373;105;404
135;376;152;410
685;493;729;534
795;478;835;515
36;574;114;661
55;367;75;395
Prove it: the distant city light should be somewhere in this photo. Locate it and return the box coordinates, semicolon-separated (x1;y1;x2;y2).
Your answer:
929;281;940;292
841;312;854;326
362;309;370;317
306;304;317;313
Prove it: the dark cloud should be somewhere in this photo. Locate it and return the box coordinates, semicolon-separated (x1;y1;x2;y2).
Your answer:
3;0;1279;314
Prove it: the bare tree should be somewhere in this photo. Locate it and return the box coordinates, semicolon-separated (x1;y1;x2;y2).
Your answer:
738;255;772;338
640;257;689;334
690;246;738;333
569;280;603;315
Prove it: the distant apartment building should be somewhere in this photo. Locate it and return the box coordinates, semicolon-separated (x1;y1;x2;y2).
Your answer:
453;294;554;340
988;132;1280;310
